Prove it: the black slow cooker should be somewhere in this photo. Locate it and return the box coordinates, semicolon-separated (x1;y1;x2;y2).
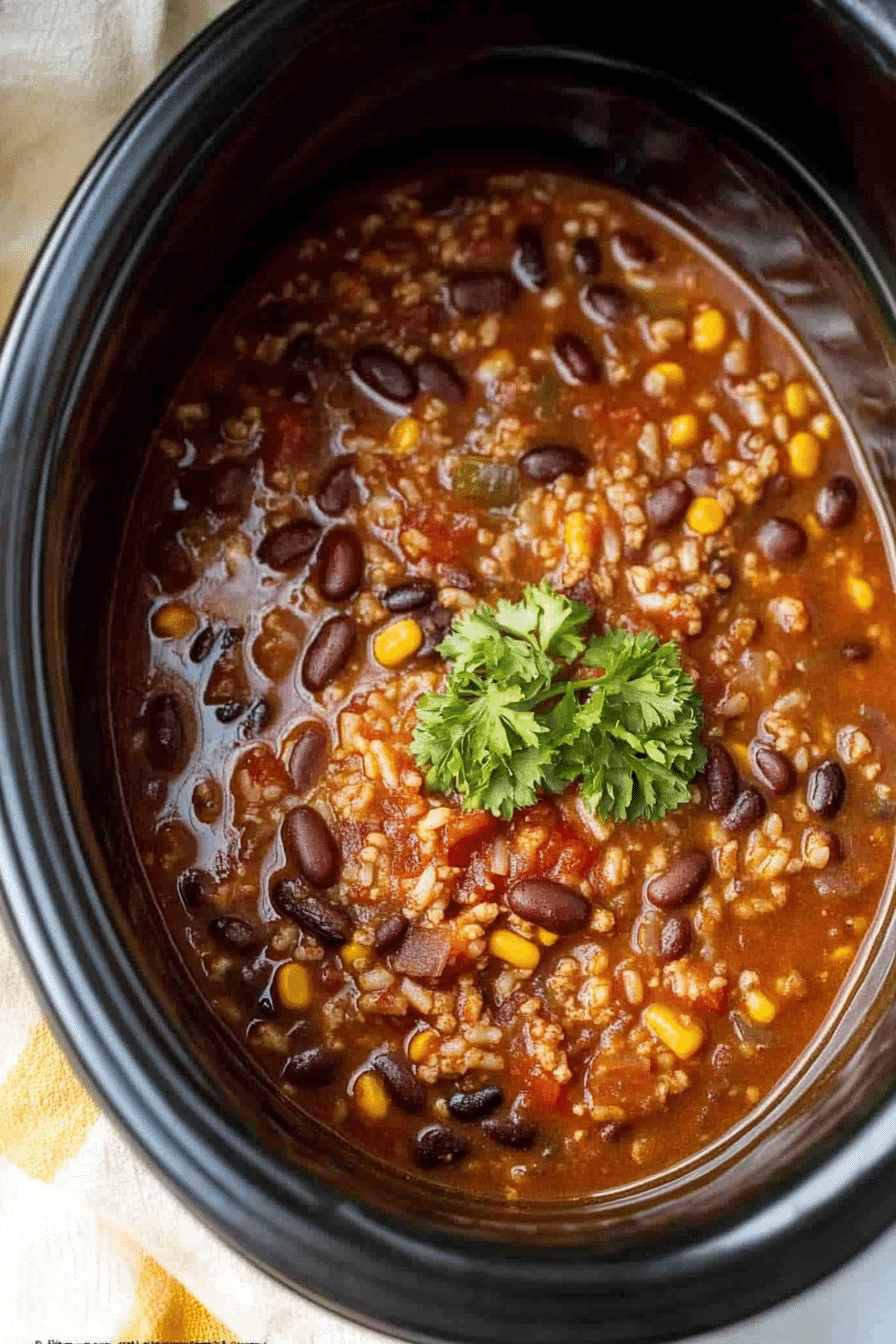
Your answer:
3;2;896;1340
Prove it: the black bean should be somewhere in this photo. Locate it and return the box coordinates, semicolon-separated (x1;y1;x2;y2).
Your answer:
581;282;634;327
493;988;528;1027
214;699;246;724
441;567;475;592
710;557;737;592
766;472;792;500
659;914;693;962
519;443;589;484
597;1122;626;1142
285;330;332;374
506;878;590;935
684;465;716;496
573;237;602;276
257;517;322;572
315;460;357;516
352;344;418;407
209;461;251;516
646;850;711;911
282;805;341;888
412;1125;470;1168
208;916;259;953
272;881;354;944
416;352;467;404
418;603;454;656
448;1085;504;1121
282;1047;336;1087
750;742;796;795
301;614;356;692
513;224;549;290
482;1114;538;1149
382;579;437;614
285;331;329;370
180;462;250;517
372;1052;425;1111
315;526;364;603
816;475;858;529
841;641;872;662
553;332;600;385
189;626;216;663
374;913;409;952
240;698;271;738
147;528;194;593
756;517;807;563
449;271;519;316
284;368;313;404
721;788;767;833
705;744;739;815
807;759;847;819
610;230;656;268
806;827;842;865
145;693;188;772
177;868;211;907
647;478;693;532
221;625;243;649
289;723;329;796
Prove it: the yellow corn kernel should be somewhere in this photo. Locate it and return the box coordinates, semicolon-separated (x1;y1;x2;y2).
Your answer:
642;1003;705;1060
341;941;370;969
744;988;777;1025
388;416;421;455
354;1070;390;1120
691;308;726;352
373;618;423;668
408;1028;440;1064
644;361;686;396
804;513;824;541
537;928;560;947
728;741;750;771
151;600;197;640
847;575;875;611
787;430;820;479
276;962;313;1012
564;510;594;564
686;496;726;535
666;413;700;448
476;348;516;382
784;381;810;419
488;927;541;970
811;412;834;440
830;944;855;964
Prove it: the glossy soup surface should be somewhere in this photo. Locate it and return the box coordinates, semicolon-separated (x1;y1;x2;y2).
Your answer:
115;167;896;1198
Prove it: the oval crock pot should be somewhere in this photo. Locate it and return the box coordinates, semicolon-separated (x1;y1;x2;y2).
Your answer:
5;2;896;1341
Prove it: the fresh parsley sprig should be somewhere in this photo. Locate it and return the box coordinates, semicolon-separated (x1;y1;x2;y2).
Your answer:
410;581;706;823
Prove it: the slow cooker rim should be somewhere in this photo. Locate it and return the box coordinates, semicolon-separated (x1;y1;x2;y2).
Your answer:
3;2;896;1341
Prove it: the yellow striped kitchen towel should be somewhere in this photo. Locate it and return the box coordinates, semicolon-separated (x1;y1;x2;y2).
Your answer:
0;930;387;1343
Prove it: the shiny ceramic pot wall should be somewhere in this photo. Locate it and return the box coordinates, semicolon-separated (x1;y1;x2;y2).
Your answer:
3;2;896;1340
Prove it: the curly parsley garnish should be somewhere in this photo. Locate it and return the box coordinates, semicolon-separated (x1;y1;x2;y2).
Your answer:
410;581;706;822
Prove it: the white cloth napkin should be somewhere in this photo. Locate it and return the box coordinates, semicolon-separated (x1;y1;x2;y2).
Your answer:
3;4;896;1341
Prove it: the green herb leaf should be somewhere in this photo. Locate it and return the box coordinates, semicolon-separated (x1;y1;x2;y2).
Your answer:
409;582;706;822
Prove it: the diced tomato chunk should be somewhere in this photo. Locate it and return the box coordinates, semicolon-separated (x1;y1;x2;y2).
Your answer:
522;1069;568;1112
406;509;476;563
238;746;292;793
263;404;307;475
444;811;498;867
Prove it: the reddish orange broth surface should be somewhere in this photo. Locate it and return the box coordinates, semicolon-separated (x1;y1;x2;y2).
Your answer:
114;167;896;1197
